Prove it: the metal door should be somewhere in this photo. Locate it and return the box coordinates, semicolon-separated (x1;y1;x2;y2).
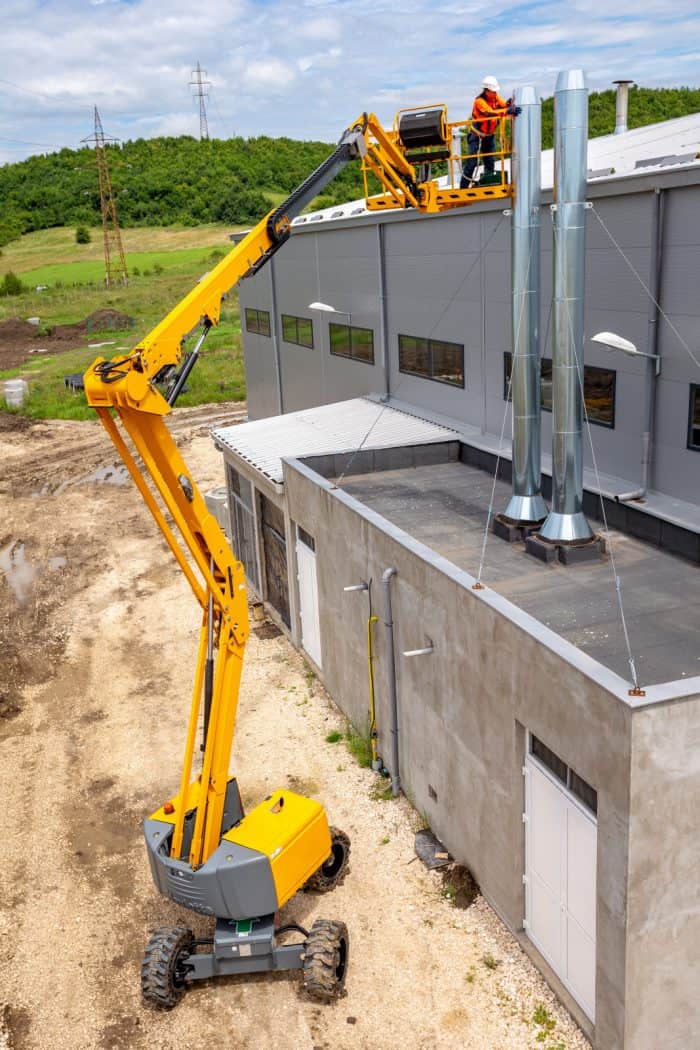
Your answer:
525;754;597;1020
295;527;322;668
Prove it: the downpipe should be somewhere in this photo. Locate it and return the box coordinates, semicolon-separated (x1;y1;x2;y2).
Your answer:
381;568;401;797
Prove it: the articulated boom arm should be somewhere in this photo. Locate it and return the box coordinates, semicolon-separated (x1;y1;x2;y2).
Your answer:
83;106;511;871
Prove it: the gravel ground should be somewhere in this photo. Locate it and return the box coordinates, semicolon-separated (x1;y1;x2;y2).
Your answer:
0;406;590;1050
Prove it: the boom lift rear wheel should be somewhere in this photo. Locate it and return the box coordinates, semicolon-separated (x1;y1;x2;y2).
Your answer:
304;826;350;892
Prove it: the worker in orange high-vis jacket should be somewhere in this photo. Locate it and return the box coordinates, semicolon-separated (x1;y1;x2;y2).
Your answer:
461;75;521;187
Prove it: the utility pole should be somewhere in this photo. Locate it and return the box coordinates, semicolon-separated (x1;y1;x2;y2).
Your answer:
190;61;211;141
82;107;128;288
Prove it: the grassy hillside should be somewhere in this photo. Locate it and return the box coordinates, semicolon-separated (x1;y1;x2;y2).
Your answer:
0;135;366;247
541;85;700;151
0;226;244;419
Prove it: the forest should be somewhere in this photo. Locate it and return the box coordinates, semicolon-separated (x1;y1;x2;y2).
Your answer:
0;86;698;248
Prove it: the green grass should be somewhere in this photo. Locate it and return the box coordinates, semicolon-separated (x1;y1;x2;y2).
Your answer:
325;730;343;744
18;245;224;288
344;725;373;768
0;229;244;420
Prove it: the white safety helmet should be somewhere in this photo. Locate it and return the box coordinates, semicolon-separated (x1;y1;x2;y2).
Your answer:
482;76;500;92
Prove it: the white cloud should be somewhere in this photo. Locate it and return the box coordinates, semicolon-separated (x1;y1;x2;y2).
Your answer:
0;0;698;162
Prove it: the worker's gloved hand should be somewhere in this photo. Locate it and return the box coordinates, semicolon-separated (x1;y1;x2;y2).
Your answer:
507;105;522;116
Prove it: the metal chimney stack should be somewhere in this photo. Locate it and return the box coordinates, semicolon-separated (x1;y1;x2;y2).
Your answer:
539;69;595;545
503;84;547;525
613;80;635;135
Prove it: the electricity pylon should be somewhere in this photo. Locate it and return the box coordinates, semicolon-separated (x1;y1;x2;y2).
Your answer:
82;107;128;288
190;61;211;141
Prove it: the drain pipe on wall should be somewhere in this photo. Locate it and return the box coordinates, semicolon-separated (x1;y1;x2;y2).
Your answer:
381;568;401;797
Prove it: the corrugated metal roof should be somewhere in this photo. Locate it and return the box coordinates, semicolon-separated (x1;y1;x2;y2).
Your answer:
291;111;700;228
213;397;458;485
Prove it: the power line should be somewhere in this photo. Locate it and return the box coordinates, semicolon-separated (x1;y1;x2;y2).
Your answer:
0;136;66;148
189;61;211;142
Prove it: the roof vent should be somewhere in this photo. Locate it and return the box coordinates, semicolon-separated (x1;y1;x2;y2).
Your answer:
635;151;699;169
613;79;635;135
587;166;615;179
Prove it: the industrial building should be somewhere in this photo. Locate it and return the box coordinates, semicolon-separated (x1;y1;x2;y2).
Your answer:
209;82;700;1049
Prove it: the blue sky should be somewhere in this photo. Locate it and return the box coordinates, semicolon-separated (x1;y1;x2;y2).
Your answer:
1;0;699;164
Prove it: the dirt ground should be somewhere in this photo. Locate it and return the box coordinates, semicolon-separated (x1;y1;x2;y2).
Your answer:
0;405;591;1050
0;310;135;370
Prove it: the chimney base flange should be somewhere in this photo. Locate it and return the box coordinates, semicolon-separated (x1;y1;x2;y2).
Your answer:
525;532;606;565
492;513;543;544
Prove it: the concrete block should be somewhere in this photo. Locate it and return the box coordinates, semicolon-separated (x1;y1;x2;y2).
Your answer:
524;533;558;562
492;515;521;544
374;445;414;472
660;520;700;564
557;538;605;565
413;442;451;466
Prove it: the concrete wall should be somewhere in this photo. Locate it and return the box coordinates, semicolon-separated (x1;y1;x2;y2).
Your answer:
625;697;700;1048
283;456;642;1048
238;173;700;507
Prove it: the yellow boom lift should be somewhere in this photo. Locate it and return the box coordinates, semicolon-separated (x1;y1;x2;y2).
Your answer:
84;107;512;1008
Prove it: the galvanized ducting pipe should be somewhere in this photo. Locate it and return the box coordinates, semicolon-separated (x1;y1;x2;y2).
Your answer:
539;69;595;544
381;567;401;797
503;84;548;525
613;80;635;136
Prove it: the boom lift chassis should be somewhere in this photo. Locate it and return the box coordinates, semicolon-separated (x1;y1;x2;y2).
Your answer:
84;107;512;1008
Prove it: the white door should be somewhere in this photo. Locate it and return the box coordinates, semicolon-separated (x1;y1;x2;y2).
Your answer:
525;753;597;1020
296;528;322;668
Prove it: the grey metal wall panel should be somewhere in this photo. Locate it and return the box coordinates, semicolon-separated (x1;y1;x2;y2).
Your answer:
238;265;279;420
238;180;700;508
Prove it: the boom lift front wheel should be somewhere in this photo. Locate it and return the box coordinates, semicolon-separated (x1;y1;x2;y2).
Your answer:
302;919;349;1002
141;926;195;1010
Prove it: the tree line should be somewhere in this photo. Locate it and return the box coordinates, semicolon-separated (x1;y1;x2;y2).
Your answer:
0;86;698;248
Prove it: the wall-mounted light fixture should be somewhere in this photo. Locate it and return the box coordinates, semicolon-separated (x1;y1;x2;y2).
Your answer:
309;301;352;323
591;331;661;375
402;641;435;657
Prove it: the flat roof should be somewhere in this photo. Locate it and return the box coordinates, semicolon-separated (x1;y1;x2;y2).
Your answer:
339;460;700;688
213;397;458;486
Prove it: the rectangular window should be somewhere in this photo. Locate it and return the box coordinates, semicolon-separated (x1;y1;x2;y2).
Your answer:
281;314;314;349
688;385;700;451
244;307;271;337
329;323;375;365
298;526;316;551
504;353;615;428
399;333;464;388
530;734;598;815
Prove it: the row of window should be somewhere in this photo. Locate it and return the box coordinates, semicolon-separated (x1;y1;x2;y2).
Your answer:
244;308;700;449
504;352;616;428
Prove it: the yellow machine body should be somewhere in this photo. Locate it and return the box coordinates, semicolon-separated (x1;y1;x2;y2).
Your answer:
223;790;331;908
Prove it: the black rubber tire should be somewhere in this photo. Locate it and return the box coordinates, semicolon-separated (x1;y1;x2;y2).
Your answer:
141;926;194;1010
304;827;350;893
302;918;349;1002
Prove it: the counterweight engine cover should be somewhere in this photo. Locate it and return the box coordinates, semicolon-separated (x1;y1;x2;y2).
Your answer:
398;108;447;150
